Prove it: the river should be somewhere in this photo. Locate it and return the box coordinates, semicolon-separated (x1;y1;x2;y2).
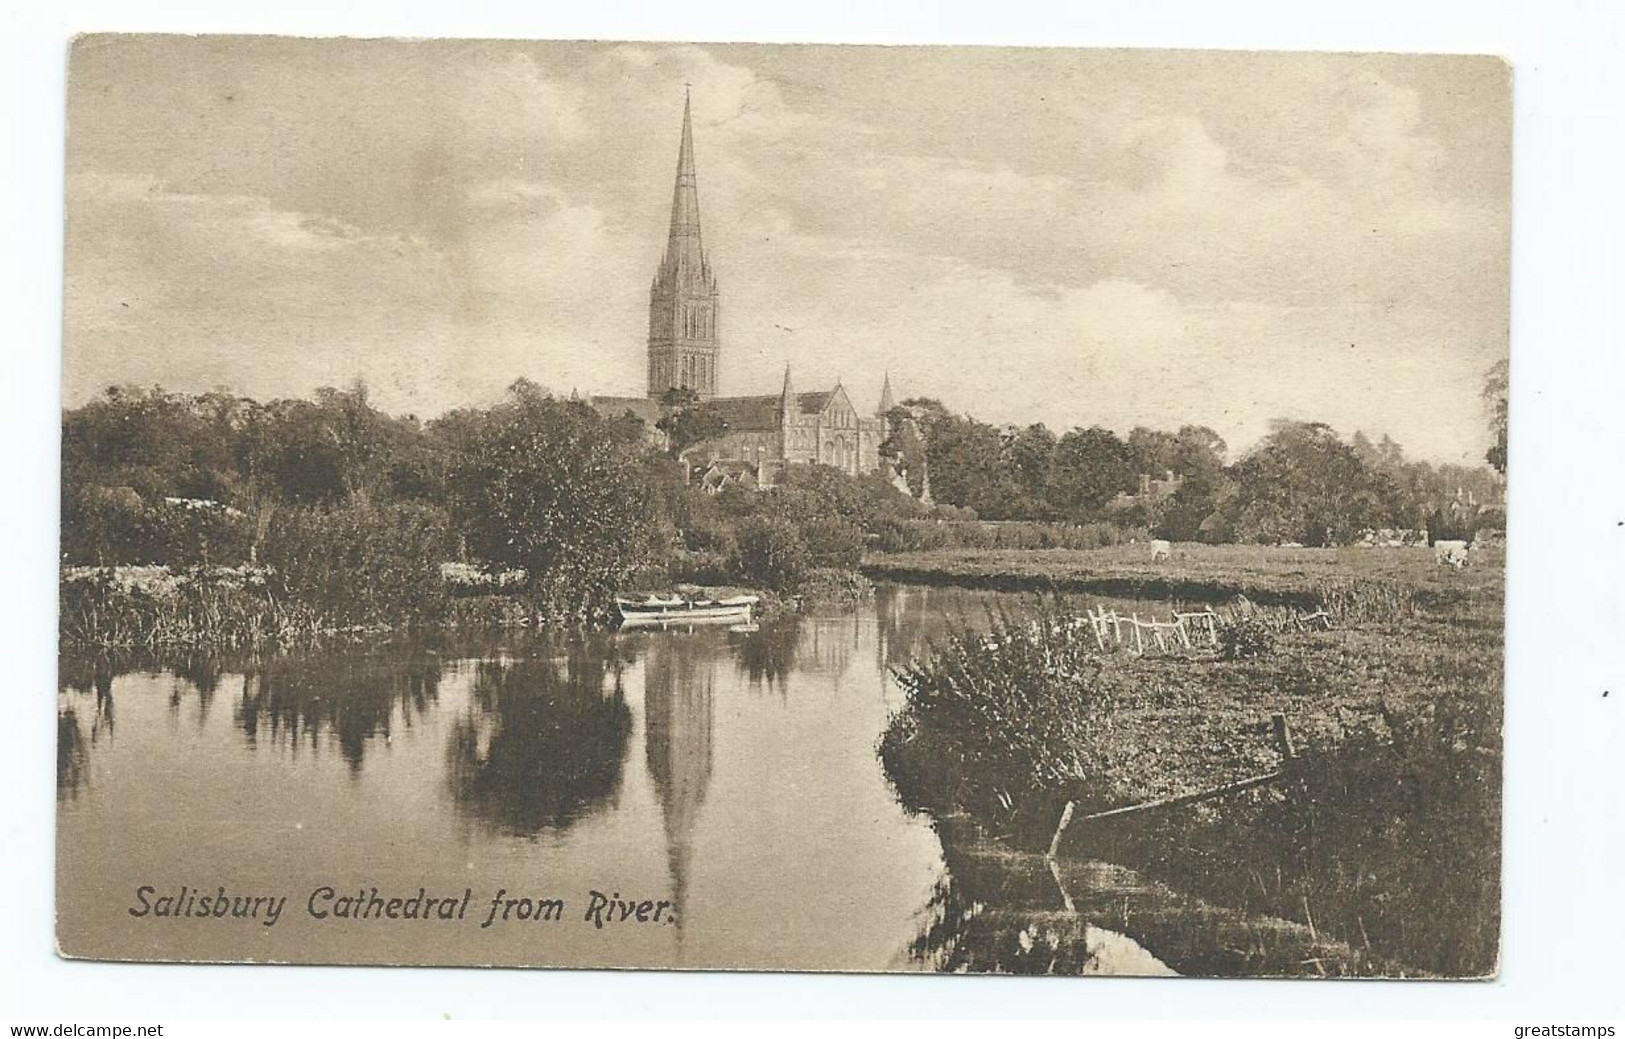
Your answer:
56;584;1283;975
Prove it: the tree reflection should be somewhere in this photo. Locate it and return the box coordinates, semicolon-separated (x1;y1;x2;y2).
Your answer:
57;658;117;800
57;708;89;798
447;643;633;836
235;651;442;773
728;619;801;691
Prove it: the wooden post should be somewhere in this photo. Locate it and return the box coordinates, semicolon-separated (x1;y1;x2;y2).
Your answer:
1152;624;1167;653
1132;613;1144;654
1047;799;1076;860
1061;769;1286;827
1272;712;1297;763
1175;616;1192;649
1047;855;1076;914
1089;610;1105;651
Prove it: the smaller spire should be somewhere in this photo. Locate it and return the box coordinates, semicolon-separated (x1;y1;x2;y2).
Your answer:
780;365;795;422
878;371;895;415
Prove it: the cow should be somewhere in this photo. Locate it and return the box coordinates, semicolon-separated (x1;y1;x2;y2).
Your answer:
1434;539;1470;569
1149;539;1172;562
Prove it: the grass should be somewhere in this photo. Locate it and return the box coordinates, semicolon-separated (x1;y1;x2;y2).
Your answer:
878;543;1503;977
864;542;1504;622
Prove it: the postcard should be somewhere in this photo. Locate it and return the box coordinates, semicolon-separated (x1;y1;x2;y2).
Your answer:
58;36;1508;976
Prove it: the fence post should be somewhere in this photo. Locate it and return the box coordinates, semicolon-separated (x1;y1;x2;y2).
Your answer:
1272;712;1297;763
1047;800;1076;860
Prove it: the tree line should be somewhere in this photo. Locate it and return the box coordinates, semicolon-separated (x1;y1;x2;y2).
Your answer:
61;369;1505;635
882;389;1505;547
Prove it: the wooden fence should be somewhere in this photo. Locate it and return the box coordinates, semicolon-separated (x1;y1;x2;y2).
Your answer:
1079;603;1332;656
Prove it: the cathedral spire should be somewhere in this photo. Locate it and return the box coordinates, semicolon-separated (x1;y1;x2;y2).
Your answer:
780;364;795;423
665;90;703;271
878;371;895;416
648;91;720;400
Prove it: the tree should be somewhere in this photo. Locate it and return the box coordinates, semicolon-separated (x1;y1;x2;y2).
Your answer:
919;412;1021;518
1155;425;1230;541
655;387;726;458
1047;427;1136;519
444;381;663;623
1127;427;1178;479
1224;420;1398;546
1484;359;1508;474
1003;423;1058;514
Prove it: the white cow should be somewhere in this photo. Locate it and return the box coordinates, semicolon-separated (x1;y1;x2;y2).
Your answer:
1149;539;1172;562
1434;539;1470;569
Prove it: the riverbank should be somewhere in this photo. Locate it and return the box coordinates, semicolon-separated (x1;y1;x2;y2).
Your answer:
876;545;1503;976
57;563;869;650
862;542;1503;609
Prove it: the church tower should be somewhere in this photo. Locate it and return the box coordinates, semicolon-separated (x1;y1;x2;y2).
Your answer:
647;92;721;400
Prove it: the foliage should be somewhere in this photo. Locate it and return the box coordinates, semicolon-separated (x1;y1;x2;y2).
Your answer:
1217;615;1277;660
442;380;665;624
1483;359;1508;474
1220;421;1399;546
734;514;813;590
62;486;254;566
882;605;1117;828
262;501;452;629
655;386;727;457
871;519;1138;554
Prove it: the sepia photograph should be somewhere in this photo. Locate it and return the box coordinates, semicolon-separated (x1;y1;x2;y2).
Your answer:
56;35;1509;978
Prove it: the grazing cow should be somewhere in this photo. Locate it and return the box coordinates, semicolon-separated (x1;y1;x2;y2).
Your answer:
1149;539;1172;562
1434;539;1470;569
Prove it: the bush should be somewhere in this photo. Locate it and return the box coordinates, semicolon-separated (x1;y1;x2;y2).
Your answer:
881;606;1115;831
1217;615;1277;660
62;486;254;566
262;501;452;629
734;514;812;590
871;519;1140;554
796;515;866;570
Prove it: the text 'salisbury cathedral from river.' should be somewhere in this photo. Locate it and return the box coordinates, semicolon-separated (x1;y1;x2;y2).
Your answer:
591;94;896;489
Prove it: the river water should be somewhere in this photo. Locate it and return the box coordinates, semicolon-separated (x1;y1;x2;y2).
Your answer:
56;585;1202;974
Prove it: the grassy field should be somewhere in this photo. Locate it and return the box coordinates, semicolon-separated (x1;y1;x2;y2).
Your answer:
864;541;1503;608
877;542;1503;976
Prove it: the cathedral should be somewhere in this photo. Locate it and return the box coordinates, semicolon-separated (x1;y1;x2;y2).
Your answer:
590;93;894;488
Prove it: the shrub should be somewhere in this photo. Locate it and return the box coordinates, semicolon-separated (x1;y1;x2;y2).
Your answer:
734;515;812;590
263;501;452;629
881;605;1115;831
796;515;866;570
871;519;1140;554
1217;615;1277;660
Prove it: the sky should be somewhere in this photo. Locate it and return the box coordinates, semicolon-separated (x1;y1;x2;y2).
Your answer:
63;37;1510;464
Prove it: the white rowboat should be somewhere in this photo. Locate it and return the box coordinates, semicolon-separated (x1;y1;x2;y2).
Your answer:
615;593;759;629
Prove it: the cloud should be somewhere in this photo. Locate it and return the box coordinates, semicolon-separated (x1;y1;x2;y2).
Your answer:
62;40;1508;464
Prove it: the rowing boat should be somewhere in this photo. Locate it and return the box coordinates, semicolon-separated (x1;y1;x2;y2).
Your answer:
614;592;760;629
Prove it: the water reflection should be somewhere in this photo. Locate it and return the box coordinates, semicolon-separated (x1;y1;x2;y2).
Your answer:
446;640;634;836
236;652;443;773
642;636;714;939
58;586;1254;974
728;619;801;690
908;830;1173;976
57;657;116;799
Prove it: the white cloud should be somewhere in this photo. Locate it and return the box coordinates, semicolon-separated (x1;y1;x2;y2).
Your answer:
63;41;1508;464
